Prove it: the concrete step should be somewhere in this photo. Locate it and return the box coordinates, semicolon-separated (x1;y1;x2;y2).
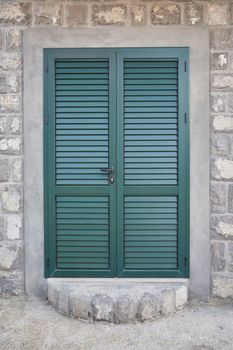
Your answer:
47;279;188;323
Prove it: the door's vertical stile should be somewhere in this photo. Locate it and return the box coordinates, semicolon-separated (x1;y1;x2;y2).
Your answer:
108;52;117;275
177;51;190;276
116;52;125;276
44;50;57;276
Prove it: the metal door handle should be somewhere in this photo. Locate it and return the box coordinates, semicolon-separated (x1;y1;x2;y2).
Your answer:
100;166;114;184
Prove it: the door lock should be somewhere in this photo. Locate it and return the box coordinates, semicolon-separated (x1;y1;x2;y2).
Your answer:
100;166;114;184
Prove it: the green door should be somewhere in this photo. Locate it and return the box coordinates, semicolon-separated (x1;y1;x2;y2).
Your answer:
44;48;189;278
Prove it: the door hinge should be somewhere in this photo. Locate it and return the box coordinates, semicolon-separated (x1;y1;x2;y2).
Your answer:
184;112;187;124
45;60;48;73
184;60;187;72
46;258;50;269
184;257;188;267
44;114;48;125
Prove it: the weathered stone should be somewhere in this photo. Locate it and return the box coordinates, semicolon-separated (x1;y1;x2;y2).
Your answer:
0;96;21;114
211;241;225;272
0;30;3;49
184;3;203;25
6;72;21;94
92;5;127;25
137;293;160;321
71;294;92;320
12;158;23;182
0;1;31;25
0;216;6;241
151;4;181;25
131;5;146;25
58;287;71;315
212;215;233;239
2;185;23;213
212;74;233;92
66;4;87;26
227;243;233;272
212;273;233;298
160;289;175;315
211;94;226;113
228;185;233;213
116;295;136;323
6;215;23;240
92;294;114;322
0;117;8;134
211;53;228;70
0;241;23;271
0;74;6;93
33;2;63;26
48;283;59;308
206;3;228;26
5;30;22;51
211;182;227;214
0;137;22;155
175;285;188;310
213;115;233;132
0;158;10;183
0;270;24;295
228;94;233;113
211;29;233;50
212;158;233;180
211;135;230;157
9;116;22;134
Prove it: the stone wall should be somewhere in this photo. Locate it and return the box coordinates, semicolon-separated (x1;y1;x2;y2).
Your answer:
0;0;233;298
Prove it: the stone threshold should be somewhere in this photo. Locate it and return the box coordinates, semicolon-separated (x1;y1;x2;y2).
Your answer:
47;279;188;323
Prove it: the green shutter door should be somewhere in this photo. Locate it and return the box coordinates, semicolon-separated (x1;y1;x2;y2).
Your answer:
44;48;189;278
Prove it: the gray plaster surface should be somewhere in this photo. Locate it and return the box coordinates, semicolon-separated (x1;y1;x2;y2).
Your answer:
0;297;233;350
24;27;210;298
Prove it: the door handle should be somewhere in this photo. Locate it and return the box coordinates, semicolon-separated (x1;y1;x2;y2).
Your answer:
100;166;114;184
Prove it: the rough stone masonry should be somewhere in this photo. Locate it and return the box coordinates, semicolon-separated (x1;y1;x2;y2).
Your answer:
0;0;233;299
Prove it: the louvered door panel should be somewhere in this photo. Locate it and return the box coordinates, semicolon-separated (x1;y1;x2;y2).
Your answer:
55;59;109;185
124;196;178;270
56;196;110;270
124;60;178;185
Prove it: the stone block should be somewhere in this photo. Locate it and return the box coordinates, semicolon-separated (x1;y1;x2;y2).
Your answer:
227;243;233;272
6;215;23;240
0;158;10;183
0;74;6;93
92;294;114;322
211;135;230;157
66;4;88;26
137;293;160;321
212;272;233;298
213;115;233;132
212;158;233;180
0;52;22;71
58;287;71;315
0;241;23;271
48;283;59;308
0;216;6;240
211;182;227;214
211;241;225;272
211;29;233;50
229;185;233;213
9;116;22;134
5;30;22;51
212;215;233;239
0;1;31;25
211;53;228;70
184;3;203;25
175;285;188;310
212;74;233;92
0;270;24;295
228;94;233;113
0;30;3;49
131;5;146;25
151;4;181;25
2;185;23;213
33;2;63;26
0;137;22;155
211;94;226;113
0;117;8;134
116;295;136;323
160;289;175;315
6;72;22;93
12;158;23;182
206;3;228;25
92;5;127;25
0;96;21;114
71;294;92;320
